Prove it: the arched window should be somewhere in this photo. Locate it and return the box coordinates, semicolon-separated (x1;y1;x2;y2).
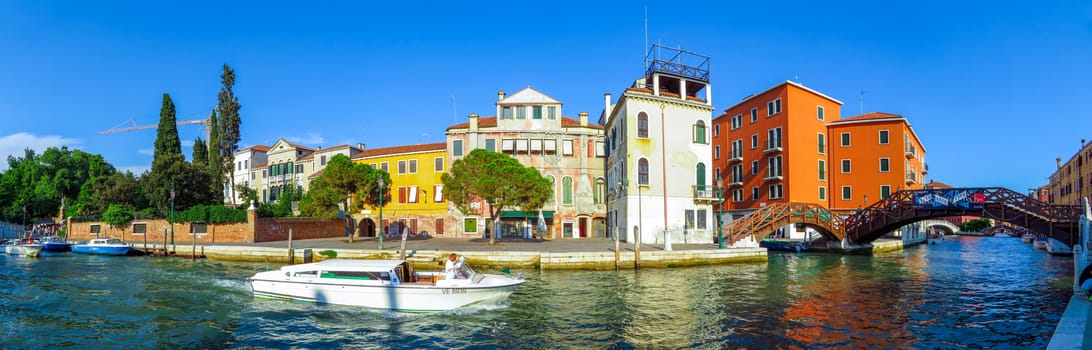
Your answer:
696;162;706;191
594;177;606;204
545;175;556;203
637;112;649;138
638;158;649;185
693;120;707;144
562;176;574;204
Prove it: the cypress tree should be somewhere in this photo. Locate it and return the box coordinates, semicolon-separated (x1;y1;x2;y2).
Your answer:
192;137;208;165
153;93;182;163
217;64;242;206
207;109;223;202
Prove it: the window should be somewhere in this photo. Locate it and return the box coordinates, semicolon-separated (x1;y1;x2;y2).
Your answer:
693;120;707;144
715;167;721;182
562;140;574;156
533;106;543;119
767;156;782;178
698;209;709;229
546;176;556;203
731;114;742;130
696;163;706;190
133;223;147;235
452;140;464;157
594;178;605;204
767;127;782;150
516;139;529;155
733;188;744;202
842;186;852;200
751;134;759;149
190;222;208;235
713;124;720;137
296;164;303;174
435;157;444;172
818;133;826;154
881;185;891;199
638;158;649;185
501;107;513;119
714;145;720;159
731;164;743;184
767;98;782;116
544;139;557;155
638;112;649;138
769;184;783;199
819;186;827;201
379;162;389;173
516;106;526;119
752;187;759;200
750;108;758;123
408;159;417;173
818;159;826;180
320;155;327;166
562;177;573;204
731;139;743;159
547;106;557;119
817;106;825;121
840;132;850;147
841;159;851;173
563;222;574;238
879;130;889;144
398;160;406;174
434;184;444;202
751;160;759;174
879;158;890;172
595;141;606;157
464;218;478;233
685;210;695;229
501;139;515;154
485;139;496;152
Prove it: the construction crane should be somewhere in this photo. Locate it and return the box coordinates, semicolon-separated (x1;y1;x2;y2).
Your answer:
97;118;211;141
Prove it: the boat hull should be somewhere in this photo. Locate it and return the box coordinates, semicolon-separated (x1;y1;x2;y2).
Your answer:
760;239;810;252
250;274;524;312
41;242;71;252
1033;238;1048;249
71;245;131;256
3;244;42;257
1046;238;1072;256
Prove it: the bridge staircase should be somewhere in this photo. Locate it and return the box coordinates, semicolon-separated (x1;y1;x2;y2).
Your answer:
725;202;843;247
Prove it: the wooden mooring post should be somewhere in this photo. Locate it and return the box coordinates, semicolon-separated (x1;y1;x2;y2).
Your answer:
287;228;294;264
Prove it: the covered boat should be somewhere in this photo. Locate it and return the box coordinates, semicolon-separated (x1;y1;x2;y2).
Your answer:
1034;237;1049;249
1;239;42;257
760;238;810;252
71;238;131;256
1046;238;1072;256
249;258;525;312
39;236;71;252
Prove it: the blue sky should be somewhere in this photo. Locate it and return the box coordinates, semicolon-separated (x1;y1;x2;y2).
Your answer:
1;1;1090;192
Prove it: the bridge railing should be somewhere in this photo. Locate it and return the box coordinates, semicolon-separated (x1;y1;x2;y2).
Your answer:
726;202;843;245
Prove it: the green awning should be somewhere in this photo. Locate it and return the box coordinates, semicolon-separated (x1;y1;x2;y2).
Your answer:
498;211;554;219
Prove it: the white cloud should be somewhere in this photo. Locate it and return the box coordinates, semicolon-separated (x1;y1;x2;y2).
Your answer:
138;148;154;156
288;132;325;146
0;132;81;171
117;165;150;175
182;140;195;148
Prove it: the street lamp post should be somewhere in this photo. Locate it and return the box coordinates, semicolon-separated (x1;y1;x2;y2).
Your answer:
717;178;724;249
22;206;26;241
170;189;175;246
378;177;384;251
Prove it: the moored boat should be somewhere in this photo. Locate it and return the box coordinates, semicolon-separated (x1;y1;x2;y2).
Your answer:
1021;233;1035;243
760;238;810;252
39;236;71;252
71;238;131;256
249;258;525;312
1046;238;1072;256
2;239;42;257
1034;237;1049;249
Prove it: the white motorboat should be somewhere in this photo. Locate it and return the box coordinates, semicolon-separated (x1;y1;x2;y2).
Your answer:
1021;233;1035;243
2;239;42;257
249;258;525;312
1034;237;1048;249
1046;238;1073;256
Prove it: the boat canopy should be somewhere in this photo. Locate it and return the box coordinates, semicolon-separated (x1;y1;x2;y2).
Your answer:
280;259;406;273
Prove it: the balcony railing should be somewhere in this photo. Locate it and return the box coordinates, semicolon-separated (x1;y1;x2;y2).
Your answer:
692;185;725;201
905;145;917;159
728;153;743;162
764;140;783;154
906;172;918;184
764;174;784;181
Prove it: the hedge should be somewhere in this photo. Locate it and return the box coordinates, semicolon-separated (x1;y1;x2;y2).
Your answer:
176;205;247;224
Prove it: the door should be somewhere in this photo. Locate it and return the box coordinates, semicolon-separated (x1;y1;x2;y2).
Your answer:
578;217;588;238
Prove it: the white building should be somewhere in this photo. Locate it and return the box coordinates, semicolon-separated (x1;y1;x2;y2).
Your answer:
602;45;719;246
226;145;269;206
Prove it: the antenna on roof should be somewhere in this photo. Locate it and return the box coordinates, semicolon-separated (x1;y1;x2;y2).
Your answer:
422;132;428;144
450;90;458;124
859;90;866;114
644;5;648;69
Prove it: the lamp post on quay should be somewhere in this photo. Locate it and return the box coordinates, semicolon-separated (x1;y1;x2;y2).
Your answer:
170;189;176;246
378;177;384;251
717;178;725;249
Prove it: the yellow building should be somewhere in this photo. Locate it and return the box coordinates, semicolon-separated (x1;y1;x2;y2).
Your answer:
351;142;454;237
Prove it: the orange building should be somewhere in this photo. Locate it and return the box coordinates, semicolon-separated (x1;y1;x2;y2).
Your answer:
827;112;927;212
713;81;842;218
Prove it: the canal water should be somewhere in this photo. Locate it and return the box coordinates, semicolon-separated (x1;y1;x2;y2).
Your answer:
0;236;1073;349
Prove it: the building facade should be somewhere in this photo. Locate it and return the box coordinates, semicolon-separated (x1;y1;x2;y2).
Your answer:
227;145;269;206
445;87;607;239
603;44;718;245
827;112;928;212
237;139;363;204
1049;139;1092;206
352;143;451;237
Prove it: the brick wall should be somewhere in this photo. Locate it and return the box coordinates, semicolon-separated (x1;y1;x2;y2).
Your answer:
253;217;345;242
67;219;250;244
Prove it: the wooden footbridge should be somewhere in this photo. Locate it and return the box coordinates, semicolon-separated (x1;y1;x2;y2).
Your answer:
724;188;1083;247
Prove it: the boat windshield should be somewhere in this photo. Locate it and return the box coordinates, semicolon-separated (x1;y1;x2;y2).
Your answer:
453;259;477;280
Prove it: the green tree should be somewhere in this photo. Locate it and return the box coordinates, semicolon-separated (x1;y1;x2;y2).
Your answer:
207;109;223;204
192;137;209;165
442;149;551;244
101;204;134;237
79;172;142;215
142;154;215;216
960;218;992;232
0;147;115;222
306;155;389;242
234;183;258;207
217;64;242;206
153;93;182;163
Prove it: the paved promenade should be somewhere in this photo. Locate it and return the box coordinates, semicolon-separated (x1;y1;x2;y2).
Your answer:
243;236;719;253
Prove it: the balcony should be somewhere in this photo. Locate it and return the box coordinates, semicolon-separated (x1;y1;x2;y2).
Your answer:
692;185;725;202
906;172;918;185
728;153;743;163
764;141;783;154
922;163;929;174
728;180;743;187
905;145;917;159
764;174;784;182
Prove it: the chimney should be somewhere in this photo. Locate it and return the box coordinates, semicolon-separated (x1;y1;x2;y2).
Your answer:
357;143;366;150
603;93;611;118
1083;139;1087;148
579;112;588;127
1058;157;1063;168
469;113;479;131
498;91;506;101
